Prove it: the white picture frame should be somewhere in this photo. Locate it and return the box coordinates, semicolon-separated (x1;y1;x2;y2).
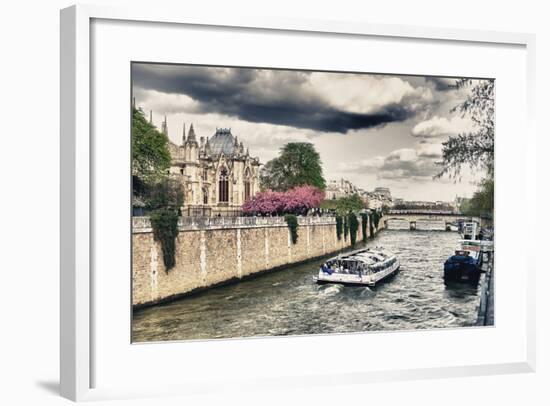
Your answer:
60;4;536;402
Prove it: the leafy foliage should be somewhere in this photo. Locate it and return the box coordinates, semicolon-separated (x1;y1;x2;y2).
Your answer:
284;214;299;244
348;212;359;245
132;107;171;193
150;208;179;271
336;215;343;240
320;193;365;215
437;79;495;179
371;210;381;229
143;177;184;211
435;80;495;219
460;178;494;217
360;213;369;242
260;143;326;191
132;109;182;270
242;185;325;216
369;213;374;237
343;215;349;239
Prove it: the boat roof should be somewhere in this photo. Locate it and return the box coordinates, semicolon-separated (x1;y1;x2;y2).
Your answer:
331;248;394;265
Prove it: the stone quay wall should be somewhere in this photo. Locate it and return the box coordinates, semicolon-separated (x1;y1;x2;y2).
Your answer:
132;215;384;307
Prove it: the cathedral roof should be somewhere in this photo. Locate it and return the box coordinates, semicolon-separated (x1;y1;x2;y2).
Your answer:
209;128;238;156
187;123;197;142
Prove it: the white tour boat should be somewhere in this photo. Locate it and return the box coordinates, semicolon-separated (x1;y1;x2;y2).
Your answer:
315;247;400;287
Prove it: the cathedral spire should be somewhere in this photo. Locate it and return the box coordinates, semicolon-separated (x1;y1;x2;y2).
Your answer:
161;114;168;135
182;122;186;144
188;123;197;142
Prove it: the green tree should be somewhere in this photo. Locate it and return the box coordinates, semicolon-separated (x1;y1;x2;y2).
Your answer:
437;79;495;179
460;178;494;217
144;177;184;211
320;193;364;215
132;107;171;195
436;79;495;220
260;142;326;191
132;108;181;270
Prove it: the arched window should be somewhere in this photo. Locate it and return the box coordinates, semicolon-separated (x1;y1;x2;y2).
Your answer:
203;187;208;205
218;167;229;203
244;168;251;202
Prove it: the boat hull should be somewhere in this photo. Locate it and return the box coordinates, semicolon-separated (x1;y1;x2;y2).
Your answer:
443;258;480;285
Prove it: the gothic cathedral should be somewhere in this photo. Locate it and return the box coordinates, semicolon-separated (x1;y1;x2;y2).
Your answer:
164;118;261;217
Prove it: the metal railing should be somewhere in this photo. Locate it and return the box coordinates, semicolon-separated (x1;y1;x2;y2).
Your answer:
132;215;337;232
388;209;461;215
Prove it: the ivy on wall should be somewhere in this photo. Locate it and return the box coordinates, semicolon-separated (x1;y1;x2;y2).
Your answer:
369;213;375;237
284;214;299;244
348;212;358;245
336;215;343;240
344;215;349;239
360;213;368;242
372;210;381;229
150;208;179;271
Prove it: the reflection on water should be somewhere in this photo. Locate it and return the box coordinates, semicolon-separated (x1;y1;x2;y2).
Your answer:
132;230;483;342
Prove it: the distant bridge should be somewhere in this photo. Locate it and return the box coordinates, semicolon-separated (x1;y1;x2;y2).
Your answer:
384;210;479;231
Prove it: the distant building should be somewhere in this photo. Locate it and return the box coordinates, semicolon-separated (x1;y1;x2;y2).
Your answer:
374;187;392;198
392;199;455;212
163;116;261;217
326;178;359;200
363;187;393;210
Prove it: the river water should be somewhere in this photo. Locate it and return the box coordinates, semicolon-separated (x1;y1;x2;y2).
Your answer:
132;230;483;342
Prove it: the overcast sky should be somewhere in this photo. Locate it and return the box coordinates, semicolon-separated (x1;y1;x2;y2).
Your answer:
132;63;487;201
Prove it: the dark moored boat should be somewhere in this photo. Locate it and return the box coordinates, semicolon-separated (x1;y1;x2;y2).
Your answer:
444;249;481;284
444;222;493;285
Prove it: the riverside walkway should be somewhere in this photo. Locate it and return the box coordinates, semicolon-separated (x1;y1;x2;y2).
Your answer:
477;254;495;326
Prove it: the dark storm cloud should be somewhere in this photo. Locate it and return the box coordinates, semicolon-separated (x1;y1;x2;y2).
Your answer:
425;77;456;92
342;148;441;181
132;64;420;133
376;156;441;180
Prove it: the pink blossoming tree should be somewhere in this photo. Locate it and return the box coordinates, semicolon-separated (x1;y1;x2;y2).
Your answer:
242;185;325;216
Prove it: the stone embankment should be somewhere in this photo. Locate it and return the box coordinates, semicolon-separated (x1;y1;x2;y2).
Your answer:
133;215;384;307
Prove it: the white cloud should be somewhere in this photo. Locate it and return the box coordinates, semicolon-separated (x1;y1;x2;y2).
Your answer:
135;88;200;114
340;155;385;171
411;115;473;138
309;73;433;115
387;148;418;162
417;142;443;158
340;143;444;181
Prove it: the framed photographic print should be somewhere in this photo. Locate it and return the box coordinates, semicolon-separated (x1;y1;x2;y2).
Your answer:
60;4;536;402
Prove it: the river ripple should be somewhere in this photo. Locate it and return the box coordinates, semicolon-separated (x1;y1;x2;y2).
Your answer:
132;230;482;342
